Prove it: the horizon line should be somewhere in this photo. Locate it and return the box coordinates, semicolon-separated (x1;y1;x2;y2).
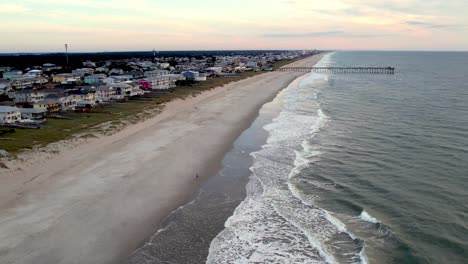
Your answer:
1;49;468;55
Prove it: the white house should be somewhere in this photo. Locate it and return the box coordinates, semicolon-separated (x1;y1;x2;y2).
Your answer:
112;83;144;98
95;85;117;102
12;90;46;103
10;76;48;90
109;68;124;75
0;106;21;124
144;70;169;78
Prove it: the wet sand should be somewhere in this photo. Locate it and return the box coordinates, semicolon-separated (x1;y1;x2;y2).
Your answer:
0;54;323;264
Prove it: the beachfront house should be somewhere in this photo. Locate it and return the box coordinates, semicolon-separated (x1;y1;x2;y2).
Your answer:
138;74;184;90
95;85;117;102
182;71;207;81
19;108;47;120
33;98;61;113
182;71;199;80
12;90;46;103
0;106;21;124
84;74;107;84
68;90;96;105
40;93;76;111
112;83;143;98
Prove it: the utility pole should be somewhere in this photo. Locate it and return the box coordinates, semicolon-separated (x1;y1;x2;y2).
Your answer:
65;44;69;65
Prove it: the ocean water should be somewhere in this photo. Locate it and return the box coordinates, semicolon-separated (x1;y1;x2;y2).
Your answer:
207;51;468;263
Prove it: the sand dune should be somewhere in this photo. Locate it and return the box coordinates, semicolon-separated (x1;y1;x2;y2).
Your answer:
0;54;323;264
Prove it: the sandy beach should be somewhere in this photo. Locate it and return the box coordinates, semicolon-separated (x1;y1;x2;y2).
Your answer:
0;54;323;264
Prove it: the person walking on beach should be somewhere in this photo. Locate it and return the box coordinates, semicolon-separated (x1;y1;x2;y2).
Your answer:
196;173;199;179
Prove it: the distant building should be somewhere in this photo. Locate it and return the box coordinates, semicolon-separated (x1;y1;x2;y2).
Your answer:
52;73;80;83
95;67;109;73
84;74;107;84
138;74;184;90
68;90;96;105
10;76;48;89
0;106;21;124
33;98;61;113
42;63;61;71
206;67;223;74
12;90;46;103
19;108;47;120
2;70;23;80
182;71;199;80
82;61;96;68
72;68;95;77
144;70;169;78
109;68;124;75
111;75;133;82
95;85;117;102
0;79;11;94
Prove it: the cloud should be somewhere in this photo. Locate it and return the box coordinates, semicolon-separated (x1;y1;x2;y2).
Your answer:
405;21;461;29
262;31;393;38
0;3;30;14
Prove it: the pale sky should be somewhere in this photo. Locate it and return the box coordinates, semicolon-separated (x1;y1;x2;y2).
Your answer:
1;0;467;52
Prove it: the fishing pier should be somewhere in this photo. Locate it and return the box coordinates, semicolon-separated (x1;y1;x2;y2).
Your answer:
276;67;395;74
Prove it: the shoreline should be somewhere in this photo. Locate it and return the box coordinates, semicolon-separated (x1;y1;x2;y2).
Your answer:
0;54;324;264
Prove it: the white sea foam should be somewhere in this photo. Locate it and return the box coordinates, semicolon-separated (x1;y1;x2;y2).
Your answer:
208;54;363;264
359;247;369;264
360;210;380;224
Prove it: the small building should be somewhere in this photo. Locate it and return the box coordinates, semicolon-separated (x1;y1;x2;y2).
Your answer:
95;85;116;102
95;67;109;73
19;108;47;120
109;68;124;75
33;98;61;113
0;106;21;124
2;70;23;80
82;61;96;68
68;90;96;105
84;74;107;84
12;90;46;103
206;67;223;74
10;76;48;90
182;71;199;80
144;70;169;78
111;75;133;82
72;68;95;77
0;79;11;95
75;100;93;112
52;73;80;83
138;74;184;90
